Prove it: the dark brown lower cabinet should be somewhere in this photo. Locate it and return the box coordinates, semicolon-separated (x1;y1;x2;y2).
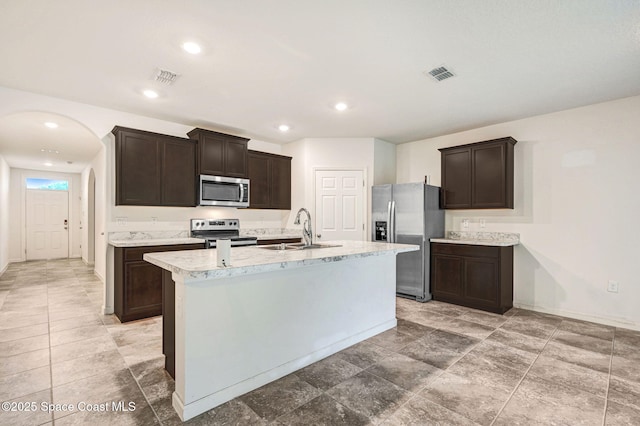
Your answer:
431;242;513;314
114;243;204;323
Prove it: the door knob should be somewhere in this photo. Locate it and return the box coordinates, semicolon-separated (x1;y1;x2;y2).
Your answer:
64;227;68;230
316;234;321;238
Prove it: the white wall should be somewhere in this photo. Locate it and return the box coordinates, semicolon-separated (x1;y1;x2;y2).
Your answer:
80;164;91;263
282;138;375;236
373;138;396;185
397;95;640;329
8;168;82;261
0;155;10;273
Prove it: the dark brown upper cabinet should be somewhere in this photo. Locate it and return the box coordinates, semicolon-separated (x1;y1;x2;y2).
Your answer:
187;128;249;178
439;137;516;209
113;126;196;207
247;150;292;210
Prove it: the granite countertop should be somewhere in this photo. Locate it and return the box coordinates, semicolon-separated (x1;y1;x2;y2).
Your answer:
109;237;206;247
143;240;418;280
430;231;520;247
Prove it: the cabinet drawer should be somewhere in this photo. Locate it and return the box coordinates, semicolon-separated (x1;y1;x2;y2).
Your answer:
431;243;499;259
123;243;204;261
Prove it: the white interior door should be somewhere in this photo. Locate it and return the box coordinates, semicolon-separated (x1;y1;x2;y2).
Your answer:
26;189;69;260
315;170;365;241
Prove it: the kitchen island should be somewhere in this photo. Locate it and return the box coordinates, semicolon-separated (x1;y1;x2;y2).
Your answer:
144;240;418;421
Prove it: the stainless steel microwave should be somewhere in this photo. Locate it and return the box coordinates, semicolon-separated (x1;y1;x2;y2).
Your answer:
199;175;250;207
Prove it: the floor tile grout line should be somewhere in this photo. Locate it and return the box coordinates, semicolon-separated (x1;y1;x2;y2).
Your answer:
602;327;615;426
127;363;164;425
488;323;560;426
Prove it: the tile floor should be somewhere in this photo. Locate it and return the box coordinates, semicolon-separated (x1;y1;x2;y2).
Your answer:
0;259;639;425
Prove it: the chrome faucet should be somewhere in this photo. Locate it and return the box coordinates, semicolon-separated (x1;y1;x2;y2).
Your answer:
294;208;313;246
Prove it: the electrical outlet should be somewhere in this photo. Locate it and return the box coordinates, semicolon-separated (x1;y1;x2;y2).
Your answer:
151;217;158;225
116;217;127;226
462;219;469;230
607;280;619;293
480;219;486;228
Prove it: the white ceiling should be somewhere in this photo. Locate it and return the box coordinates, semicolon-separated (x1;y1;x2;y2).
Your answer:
0;112;102;173
0;0;639;172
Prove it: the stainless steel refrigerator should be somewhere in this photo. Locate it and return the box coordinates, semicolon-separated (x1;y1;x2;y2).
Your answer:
372;183;444;301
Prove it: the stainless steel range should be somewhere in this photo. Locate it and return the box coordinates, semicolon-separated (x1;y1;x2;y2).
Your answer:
190;219;257;248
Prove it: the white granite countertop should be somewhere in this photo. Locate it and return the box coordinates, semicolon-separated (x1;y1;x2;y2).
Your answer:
109;238;206;248
430;231;520;247
144;240;418;280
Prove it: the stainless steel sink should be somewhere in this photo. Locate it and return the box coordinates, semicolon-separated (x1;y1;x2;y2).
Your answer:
287;243;342;249
259;244;300;251
259;243;342;251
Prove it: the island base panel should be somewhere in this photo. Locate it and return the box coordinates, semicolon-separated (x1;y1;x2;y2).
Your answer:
170;254;398;421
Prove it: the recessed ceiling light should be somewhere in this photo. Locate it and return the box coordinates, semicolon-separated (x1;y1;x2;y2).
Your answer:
278;124;290;132
143;89;159;99
43;162;53;167
334;102;348;111
44;122;58;129
182;42;201;55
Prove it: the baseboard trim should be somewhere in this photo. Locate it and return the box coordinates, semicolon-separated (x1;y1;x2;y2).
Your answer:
513;301;640;331
94;270;105;283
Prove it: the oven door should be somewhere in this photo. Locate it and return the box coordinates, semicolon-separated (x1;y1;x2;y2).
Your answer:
199;175;249;207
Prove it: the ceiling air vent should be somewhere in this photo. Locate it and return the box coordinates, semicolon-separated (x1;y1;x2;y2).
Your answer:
154;69;179;85
426;66;455;82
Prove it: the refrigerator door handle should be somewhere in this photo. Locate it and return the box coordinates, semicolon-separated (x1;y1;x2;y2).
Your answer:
390;201;396;243
386;201;392;243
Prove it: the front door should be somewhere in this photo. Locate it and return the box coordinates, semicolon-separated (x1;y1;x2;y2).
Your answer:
26;189;69;260
314;170;365;241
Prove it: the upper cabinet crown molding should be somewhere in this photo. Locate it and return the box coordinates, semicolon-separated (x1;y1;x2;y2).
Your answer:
439;136;517;210
187;128;249;178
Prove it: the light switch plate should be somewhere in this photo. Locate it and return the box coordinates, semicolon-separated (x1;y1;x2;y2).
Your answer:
607;280;619;293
